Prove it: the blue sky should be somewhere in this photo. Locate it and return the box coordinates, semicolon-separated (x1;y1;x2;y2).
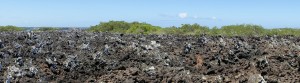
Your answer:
0;0;299;28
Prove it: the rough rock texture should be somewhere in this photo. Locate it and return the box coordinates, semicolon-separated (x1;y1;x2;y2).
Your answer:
0;31;300;83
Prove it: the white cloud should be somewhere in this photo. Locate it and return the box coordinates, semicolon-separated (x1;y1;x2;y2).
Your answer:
178;13;188;18
161;13;217;20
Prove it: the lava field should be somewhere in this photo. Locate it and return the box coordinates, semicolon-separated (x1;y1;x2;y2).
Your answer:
0;31;300;83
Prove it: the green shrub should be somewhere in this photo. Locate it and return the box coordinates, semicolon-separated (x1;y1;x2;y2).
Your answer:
88;21;300;36
220;24;265;36
88;21;162;34
179;24;209;35
161;26;180;35
88;21;131;33
266;28;300;36
208;26;221;36
1;21;299;36
0;25;24;31
126;22;161;34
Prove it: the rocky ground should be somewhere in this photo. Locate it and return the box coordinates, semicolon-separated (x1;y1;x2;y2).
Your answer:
0;31;300;83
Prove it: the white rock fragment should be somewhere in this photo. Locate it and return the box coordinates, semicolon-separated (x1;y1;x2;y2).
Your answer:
184;43;192;54
144;66;156;75
0;39;4;48
15;57;24;66
219;38;226;46
29;66;38;74
31;46;41;55
229;50;234;55
186;71;190;75
7;65;23;77
63;55;78;70
80;43;89;49
151;41;161;48
142;45;153;50
292;43;300;50
129;42;138;49
199;36;208;44
148;66;155;70
164;59;170;66
201;76;207;80
46;58;54;65
103;44;110;55
27;31;32;38
248;74;266;83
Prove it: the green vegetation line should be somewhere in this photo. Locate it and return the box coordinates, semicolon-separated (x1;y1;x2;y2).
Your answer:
1;21;300;36
88;21;300;36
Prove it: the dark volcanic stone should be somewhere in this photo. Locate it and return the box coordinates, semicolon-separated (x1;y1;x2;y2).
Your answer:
0;31;299;82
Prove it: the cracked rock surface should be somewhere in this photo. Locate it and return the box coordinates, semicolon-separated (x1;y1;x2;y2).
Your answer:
0;31;300;82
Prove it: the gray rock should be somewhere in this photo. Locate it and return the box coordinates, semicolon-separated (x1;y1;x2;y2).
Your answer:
184;43;192;54
50;64;58;74
79;42;89;50
6;76;11;83
32;34;39;40
141;44;153;50
297;45;300;50
27;31;32;38
248;74;266;83
29;66;38;75
16;57;24;66
31;46;40;55
25;39;34;45
67;40;76;48
13;42;22;49
26;66;38;78
124;79;134;83
36;42;45;48
144;66;156;75
103;44;110;55
257;56;268;69
93;51;102;60
0;39;4;48
199;36;208;44
151;41;161;48
45;57;57;65
0;63;2;71
219;38;226;46
63;55;78;71
7;65;23;77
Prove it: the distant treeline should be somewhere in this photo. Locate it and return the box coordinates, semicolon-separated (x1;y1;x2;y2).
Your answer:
1;21;300;36
88;21;300;36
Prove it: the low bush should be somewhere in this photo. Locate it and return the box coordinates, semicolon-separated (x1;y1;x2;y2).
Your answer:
0;25;24;31
88;21;300;36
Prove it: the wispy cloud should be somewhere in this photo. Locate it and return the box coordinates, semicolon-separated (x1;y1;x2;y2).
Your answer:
178;12;217;20
211;16;217;20
192;15;218;20
178;13;188;19
159;13;218;21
